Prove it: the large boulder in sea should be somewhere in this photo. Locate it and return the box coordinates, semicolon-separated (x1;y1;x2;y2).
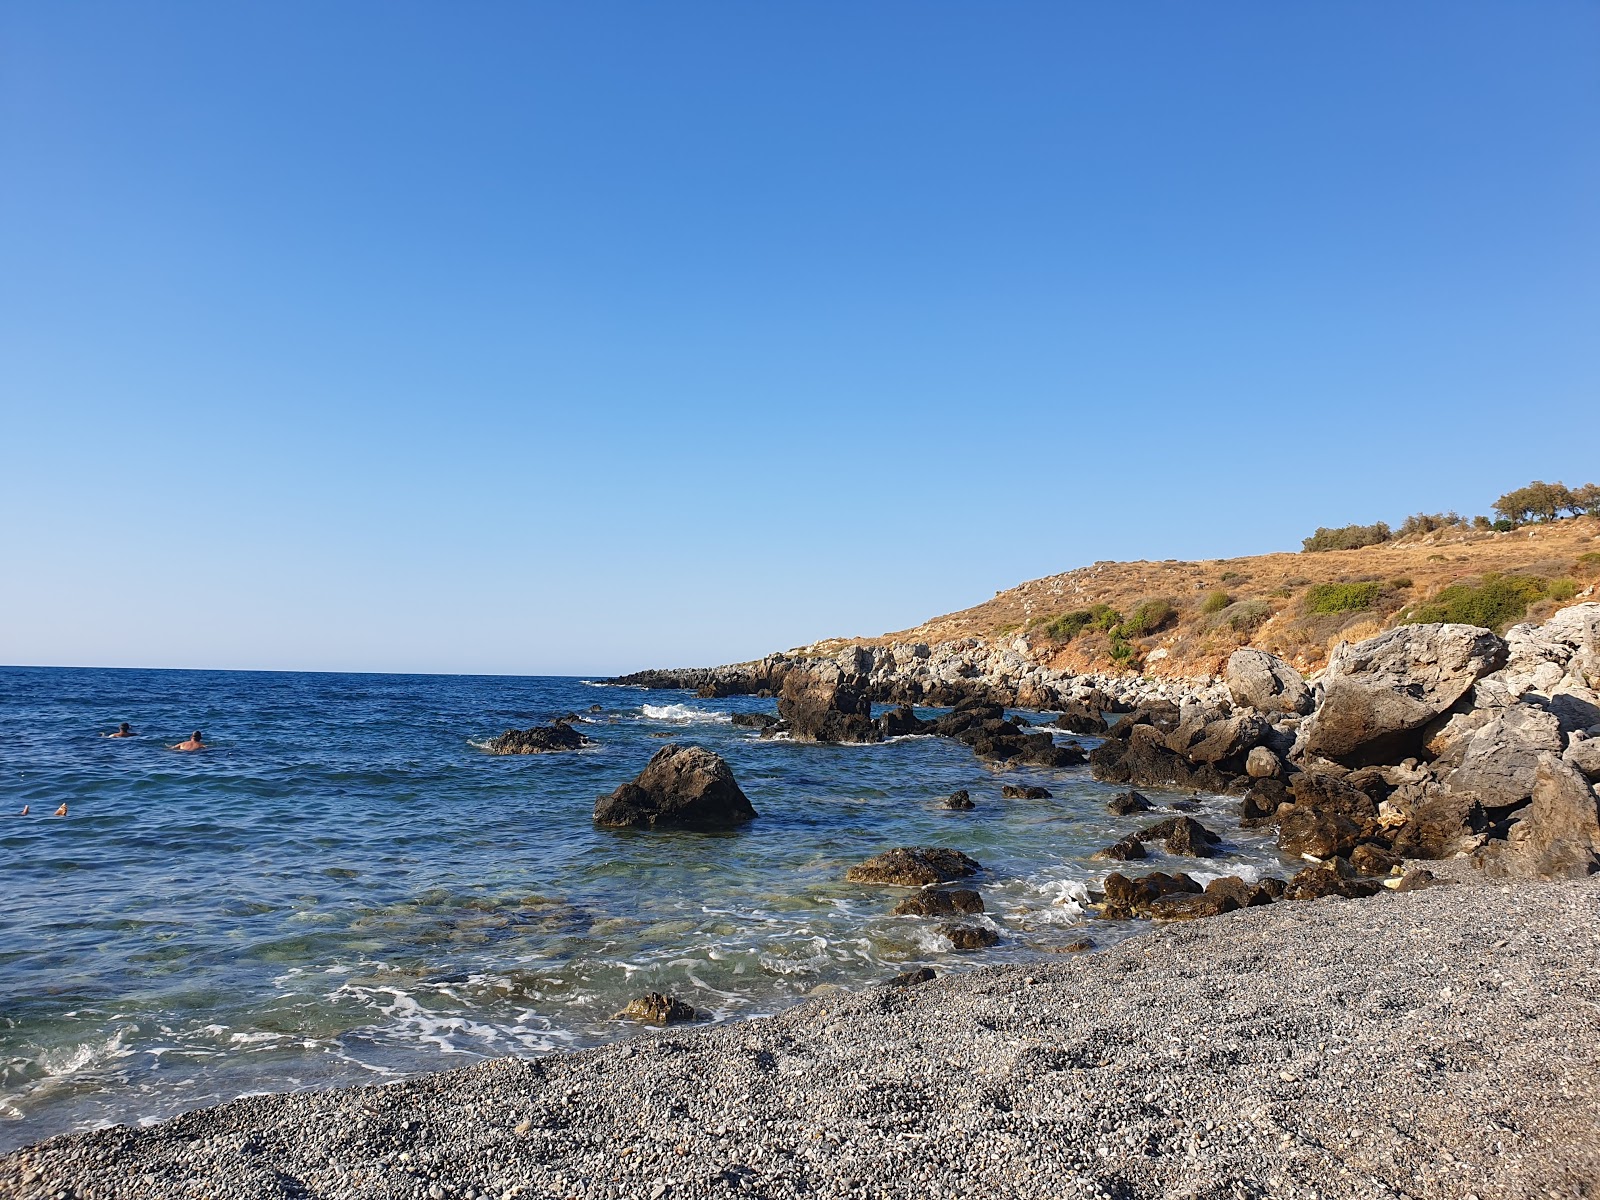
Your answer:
1473;754;1600;880
1301;624;1507;765
846;847;982;887
1225;649;1314;716
484;720;590;754
777;649;881;744
593;744;757;829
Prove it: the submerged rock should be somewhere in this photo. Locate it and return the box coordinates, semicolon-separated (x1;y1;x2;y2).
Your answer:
593;744;758;830
1107;790;1153;815
892;888;985;917
940;922;1000;950
847;847;982;887
484;721;590;754
613;993;701;1025
1001;784;1052;799
940;789;975;811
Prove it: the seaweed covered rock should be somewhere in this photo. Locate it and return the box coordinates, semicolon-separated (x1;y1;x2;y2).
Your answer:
484;721;590;754
893;888;985;917
613;993;701;1025
593;744;758;829
846;847;982;887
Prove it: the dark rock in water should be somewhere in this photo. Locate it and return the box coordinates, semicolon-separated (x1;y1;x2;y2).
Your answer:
1092;834;1147;862
878;704;930;738
731;712;779;729
1145;891;1239;921
1284;860;1384;901
1137;816;1221;857
1239;778;1289;825
1277;808;1364;860
484;721;591;755
1001;784;1052;799
593;744;757;830
1089;726;1239;793
1054;703;1109;735
892;888;985;917
940;789;974;811
941;922;1000;950
589;704;603;712
613;992;700;1025
1099;870;1202;919
846;847;982;887
697;681;737;698
888;967;936;988
1107;791;1153;816
1169;798;1201;812
1349;843;1402;876
1473;753;1600;880
777;653;880;744
1302;624;1507;765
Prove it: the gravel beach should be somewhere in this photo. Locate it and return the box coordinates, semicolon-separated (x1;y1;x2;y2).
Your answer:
5;873;1597;1200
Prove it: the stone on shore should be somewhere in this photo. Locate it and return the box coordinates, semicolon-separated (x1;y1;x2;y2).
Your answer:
593;744;758;829
612;993;700;1025
1225;648;1314;715
1474;753;1600;880
847;847;982;887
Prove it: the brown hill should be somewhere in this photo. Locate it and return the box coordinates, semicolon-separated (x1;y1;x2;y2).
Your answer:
814;516;1600;680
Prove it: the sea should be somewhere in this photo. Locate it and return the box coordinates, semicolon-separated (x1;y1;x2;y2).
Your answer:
0;665;1300;1152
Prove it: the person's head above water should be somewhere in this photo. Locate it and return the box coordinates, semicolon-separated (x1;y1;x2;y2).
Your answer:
191;731;203;742
118;722;131;734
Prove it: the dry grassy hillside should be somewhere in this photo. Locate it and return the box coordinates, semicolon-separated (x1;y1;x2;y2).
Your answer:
817;516;1600;679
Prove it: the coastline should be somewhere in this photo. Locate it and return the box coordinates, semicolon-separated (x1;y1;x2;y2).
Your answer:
6;869;1597;1200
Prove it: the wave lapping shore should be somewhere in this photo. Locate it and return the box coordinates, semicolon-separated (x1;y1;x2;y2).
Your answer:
5;870;1597;1200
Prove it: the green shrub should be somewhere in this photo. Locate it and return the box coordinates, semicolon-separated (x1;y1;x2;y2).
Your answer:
1304;581;1385;614
1219;570;1247;584
1547;578;1579;601
1576;552;1600;575
1107;633;1142;664
1214;599;1273;633
1403;574;1547;632
1040;604;1120;642
1491;519;1514;532
1301;522;1391;553
1390;577;1413;589
1200;590;1231;615
1397;512;1463;537
1122;598;1175;636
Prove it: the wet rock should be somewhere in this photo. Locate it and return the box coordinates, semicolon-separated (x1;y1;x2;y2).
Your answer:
1283;860;1384;901
1474;754;1600;880
730;712;779;729
1225;649;1315;716
1092;834;1147;862
593;744;758;830
1107;790;1153;816
887;967;936;987
1053;703;1109;735
1277;808;1364;860
1089;727;1239;793
846;847;982;887
878;705;930;738
613;993;700;1025
940;789;974;811
892;888;985;917
1145;891;1239;921
1056;937;1096;953
1245;746;1281;779
1302;624;1507;765
484;721;591;754
1001;784;1052;799
1136;815;1221;857
1099;870;1202;920
940;923;1000;950
1349;843;1403;876
777;652;880;744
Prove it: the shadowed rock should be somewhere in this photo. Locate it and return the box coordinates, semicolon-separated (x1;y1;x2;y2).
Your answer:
1107;791;1153;815
940;789;974;811
593;745;757;829
1474;754;1600;880
484;721;590;754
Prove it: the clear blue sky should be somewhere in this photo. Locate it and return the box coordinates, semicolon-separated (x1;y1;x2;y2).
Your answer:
2;3;1596;675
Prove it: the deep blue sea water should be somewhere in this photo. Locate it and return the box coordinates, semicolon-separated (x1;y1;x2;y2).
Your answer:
0;666;1299;1152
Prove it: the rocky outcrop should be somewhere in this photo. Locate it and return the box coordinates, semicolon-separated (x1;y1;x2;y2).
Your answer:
1301;624;1507;765
1473;754;1600;879
1137;815;1221;857
1098;870;1202;920
1441;705;1563;813
941;923;1000;950
484;721;590;754
940;789;974;811
593;745;758;830
731;712;779;729
846;847;982;887
612;993;701;1025
778;651;880;744
1225;649;1314;716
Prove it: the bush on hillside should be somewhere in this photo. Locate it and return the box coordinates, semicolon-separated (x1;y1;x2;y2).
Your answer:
1038;604;1120;642
1396;512;1464;537
1200;590;1231;615
1304;581;1385;615
1203;599;1273;634
1492;480;1599;525
1121;598;1175;637
1302;522;1391;553
1402;574;1548;632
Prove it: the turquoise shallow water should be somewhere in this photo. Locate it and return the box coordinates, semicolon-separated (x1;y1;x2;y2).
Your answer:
0;666;1298;1151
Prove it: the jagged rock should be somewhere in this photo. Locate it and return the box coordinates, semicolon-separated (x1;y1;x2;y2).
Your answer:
1225;649;1314;716
484;721;590;754
1107;790;1153;815
731;711;780;729
1473;754;1600;880
1568;736;1600;782
1277;808;1364;860
1089;725;1240;792
878;705;929;738
940;789;974;811
613;993;700;1025
892;888;985;917
1092;834;1147;862
1145;892;1239;920
1001;784;1052;799
1164;707;1272;765
1288;771;1379;821
1303;624;1508;765
1284;860;1384;901
1443;705;1564;813
1239;778;1290;825
846;847;982;887
887;967;936;987
1203;875;1280;908
777;652;880;744
1136;815;1222;857
1388;792;1478;860
1099;870;1202;919
1245;746;1281;779
941;923;1000;949
593;745;758;829
1054;703;1110;735
1349;843;1402;876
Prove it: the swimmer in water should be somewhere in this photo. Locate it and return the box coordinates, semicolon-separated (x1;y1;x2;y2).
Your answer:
19;805;28;816
103;722;135;738
54;804;67;816
170;731;206;752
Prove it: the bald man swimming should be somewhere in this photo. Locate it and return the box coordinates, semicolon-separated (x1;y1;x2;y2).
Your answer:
170;731;207;752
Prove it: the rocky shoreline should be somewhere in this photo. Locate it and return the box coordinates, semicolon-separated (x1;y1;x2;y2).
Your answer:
5;869;1596;1199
